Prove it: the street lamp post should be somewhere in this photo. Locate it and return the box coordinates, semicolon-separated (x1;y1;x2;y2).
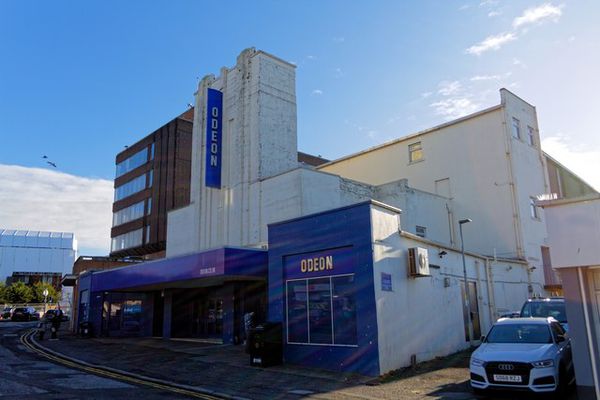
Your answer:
459;218;474;347
43;288;49;315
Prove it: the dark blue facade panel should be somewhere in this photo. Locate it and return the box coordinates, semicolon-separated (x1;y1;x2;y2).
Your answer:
268;202;380;376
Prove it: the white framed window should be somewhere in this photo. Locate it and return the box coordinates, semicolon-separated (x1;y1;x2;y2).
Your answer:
416;225;427;238
114;174;148;201
111;228;143;252
530;197;539;219
112;201;145;227
512;117;521;139
409;142;424;163
115;148;148;178
527;126;535;146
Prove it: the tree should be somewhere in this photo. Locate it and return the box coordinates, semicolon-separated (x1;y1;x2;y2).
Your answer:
5;282;34;303
32;282;59;304
0;283;7;304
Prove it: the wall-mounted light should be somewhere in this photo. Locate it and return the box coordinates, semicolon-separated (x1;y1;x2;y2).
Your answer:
529;266;537;272
438;250;448;258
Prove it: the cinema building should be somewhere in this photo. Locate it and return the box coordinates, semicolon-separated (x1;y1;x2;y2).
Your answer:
77;48;597;376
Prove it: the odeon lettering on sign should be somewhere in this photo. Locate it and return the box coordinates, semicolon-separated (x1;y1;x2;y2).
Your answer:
285;247;355;280
300;256;333;273
205;88;223;188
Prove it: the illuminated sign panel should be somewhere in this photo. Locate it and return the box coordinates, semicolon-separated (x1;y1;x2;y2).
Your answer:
205;88;223;188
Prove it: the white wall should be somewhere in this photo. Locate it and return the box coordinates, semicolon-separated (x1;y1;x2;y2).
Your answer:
376;179;454;246
369;204;530;374
544;197;600;269
320;89;552;290
0;247;76;283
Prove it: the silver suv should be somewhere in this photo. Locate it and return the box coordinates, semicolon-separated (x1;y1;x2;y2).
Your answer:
470;317;575;395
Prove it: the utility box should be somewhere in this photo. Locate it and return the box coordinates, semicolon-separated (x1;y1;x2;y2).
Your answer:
408;247;430;277
249;322;282;367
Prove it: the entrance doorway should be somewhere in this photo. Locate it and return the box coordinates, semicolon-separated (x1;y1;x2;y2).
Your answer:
461;281;481;342
194;298;223;338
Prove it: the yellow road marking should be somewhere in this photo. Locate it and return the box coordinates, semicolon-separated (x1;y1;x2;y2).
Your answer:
20;330;223;400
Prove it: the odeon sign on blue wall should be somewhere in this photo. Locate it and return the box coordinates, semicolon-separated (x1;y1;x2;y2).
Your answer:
205;88;223;188
284;247;355;280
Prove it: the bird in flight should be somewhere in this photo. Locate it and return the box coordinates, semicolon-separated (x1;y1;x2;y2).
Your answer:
47;161;57;168
42;155;48;159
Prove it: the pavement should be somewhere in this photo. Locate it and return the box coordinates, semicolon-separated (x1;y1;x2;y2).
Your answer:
2;321;579;400
0;321;188;399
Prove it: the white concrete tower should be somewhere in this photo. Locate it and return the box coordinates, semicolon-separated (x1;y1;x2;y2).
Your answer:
167;48;298;256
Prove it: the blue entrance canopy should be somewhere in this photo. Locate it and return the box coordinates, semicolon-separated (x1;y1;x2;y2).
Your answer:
90;247;267;292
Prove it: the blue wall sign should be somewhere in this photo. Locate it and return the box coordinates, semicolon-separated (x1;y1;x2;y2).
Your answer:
381;273;392;292
205;88;223;188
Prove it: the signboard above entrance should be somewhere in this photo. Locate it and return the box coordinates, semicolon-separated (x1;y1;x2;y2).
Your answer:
205;88;223;188
284;246;355;280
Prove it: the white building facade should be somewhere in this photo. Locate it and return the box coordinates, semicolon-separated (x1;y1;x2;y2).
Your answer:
0;229;77;288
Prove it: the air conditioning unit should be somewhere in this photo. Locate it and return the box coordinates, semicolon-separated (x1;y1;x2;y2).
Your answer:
408;247;430;277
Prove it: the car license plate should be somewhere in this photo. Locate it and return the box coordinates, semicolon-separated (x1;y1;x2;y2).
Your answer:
493;374;522;383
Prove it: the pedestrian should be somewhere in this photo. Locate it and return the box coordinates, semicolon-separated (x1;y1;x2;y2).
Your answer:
50;306;62;340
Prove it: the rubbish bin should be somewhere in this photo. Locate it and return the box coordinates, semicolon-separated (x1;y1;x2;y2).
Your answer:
79;321;93;338
249;322;282;367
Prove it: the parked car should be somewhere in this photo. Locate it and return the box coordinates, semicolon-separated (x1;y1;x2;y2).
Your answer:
10;306;39;321
470;317;574;396
1;306;13;320
520;297;568;331
498;311;521;319
44;309;69;322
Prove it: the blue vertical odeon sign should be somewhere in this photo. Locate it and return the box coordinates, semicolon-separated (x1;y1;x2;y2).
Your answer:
205;88;223;188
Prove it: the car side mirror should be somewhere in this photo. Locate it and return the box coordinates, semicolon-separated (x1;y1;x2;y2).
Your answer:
556;335;566;343
480;335;486;342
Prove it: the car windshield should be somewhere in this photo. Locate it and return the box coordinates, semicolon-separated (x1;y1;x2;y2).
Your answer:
486;324;552;344
521;302;567;322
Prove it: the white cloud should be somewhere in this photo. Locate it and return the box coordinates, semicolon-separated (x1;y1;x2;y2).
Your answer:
470;72;512;81
0;164;113;253
421;91;433;99
488;10;502;17
459;4;470;10
513;3;563;29
306;55;316;60
333;67;344;78
465;32;517;55
430;97;480;120
438;80;462;96
311;89;323;95
332;36;345;43
542;136;600;191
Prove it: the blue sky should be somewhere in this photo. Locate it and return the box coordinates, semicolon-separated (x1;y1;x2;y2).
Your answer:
1;1;599;254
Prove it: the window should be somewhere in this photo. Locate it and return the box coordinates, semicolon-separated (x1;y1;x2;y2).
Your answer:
527;126;535;146
111;228;143;252
114;173;150;201
416;225;427;238
147;170;153;187
511;117;521;139
146;198;152;215
409;142;423;163
112;201;145;226
115;148;148;178
150;142;155;160
145;225;151;244
530;197;539;219
286;274;357;346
